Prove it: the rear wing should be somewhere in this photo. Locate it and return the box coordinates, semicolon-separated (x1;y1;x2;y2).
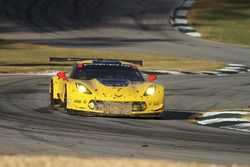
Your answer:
49;57;143;66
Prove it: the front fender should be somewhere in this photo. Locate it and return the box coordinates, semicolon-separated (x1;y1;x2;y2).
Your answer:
50;76;67;101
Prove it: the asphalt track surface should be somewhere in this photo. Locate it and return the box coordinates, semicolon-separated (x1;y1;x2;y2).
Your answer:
0;0;250;165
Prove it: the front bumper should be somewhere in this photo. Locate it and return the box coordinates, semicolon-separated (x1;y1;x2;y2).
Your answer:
88;101;148;114
67;109;164;118
67;100;164;117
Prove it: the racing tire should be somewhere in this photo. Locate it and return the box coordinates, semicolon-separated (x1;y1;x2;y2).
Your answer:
158;111;166;120
63;85;67;110
62;86;77;115
50;80;57;110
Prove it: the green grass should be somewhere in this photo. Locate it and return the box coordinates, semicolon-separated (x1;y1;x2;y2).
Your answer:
189;0;250;46
0;40;224;73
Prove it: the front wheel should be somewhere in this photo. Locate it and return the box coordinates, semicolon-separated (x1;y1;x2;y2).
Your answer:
50;80;56;110
158;111;166;120
63;85;67;110
63;86;76;115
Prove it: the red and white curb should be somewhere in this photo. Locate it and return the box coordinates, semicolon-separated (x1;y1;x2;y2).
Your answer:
170;0;201;37
189;109;250;133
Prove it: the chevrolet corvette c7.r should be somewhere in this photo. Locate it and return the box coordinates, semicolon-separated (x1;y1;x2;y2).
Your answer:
49;57;165;118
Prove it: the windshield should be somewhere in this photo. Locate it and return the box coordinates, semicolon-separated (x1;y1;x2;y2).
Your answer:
70;64;144;82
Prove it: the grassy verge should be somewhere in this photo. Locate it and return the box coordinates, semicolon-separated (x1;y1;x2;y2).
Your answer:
0;40;224;73
189;0;250;46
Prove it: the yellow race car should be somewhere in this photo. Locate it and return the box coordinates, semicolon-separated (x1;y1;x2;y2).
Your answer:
49;57;165;118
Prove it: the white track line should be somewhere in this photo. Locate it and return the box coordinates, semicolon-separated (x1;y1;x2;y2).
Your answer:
177;26;195;31
186;32;202;37
182;0;195;8
221;123;250;133
224;67;246;70
217;69;239;73
200;111;250;118
174;19;188;24
228;64;248;67
162;71;186;75
176;10;188;17
144;70;186;75
197;118;250;125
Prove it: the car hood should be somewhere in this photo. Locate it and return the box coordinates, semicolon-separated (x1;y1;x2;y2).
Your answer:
77;79;153;101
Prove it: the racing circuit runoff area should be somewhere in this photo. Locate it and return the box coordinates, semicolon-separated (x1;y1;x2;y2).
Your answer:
0;0;250;166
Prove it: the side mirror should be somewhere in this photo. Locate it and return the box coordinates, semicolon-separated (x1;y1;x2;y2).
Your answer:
56;72;67;81
147;74;157;82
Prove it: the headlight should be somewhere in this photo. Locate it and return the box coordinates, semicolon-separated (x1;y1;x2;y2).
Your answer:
144;86;156;96
77;84;92;94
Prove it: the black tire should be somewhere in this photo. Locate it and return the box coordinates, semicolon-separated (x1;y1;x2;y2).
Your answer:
50;80;55;110
63;86;75;115
50;80;61;110
63;85;67;110
158;111;166;120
